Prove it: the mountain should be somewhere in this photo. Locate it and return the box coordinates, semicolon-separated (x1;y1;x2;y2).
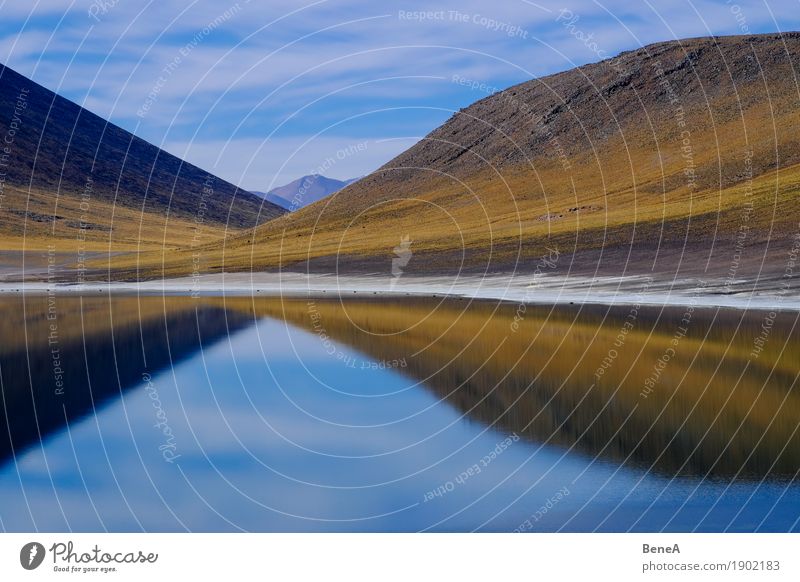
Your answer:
0;63;285;253
253;174;359;210
119;33;800;280
253;192;294;211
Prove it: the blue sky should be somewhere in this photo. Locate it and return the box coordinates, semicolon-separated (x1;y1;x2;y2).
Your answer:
1;0;798;191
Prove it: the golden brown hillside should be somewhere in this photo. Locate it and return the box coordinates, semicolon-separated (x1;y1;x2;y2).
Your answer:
106;33;800;280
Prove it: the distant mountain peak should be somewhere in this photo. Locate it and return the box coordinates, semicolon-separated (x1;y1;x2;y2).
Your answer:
252;174;359;211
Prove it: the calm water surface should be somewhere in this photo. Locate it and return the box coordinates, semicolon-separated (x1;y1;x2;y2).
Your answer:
0;294;798;532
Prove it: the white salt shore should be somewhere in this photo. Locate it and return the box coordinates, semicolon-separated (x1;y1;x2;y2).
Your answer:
0;272;798;311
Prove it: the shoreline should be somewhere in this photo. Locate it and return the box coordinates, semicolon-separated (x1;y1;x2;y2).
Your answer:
0;272;798;311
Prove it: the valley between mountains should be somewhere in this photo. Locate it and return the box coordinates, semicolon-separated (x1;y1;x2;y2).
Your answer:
2;33;799;301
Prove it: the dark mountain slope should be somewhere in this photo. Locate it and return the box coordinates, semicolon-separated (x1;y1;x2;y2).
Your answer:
0;63;285;229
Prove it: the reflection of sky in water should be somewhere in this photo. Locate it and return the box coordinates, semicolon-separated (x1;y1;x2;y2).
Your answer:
1;316;798;532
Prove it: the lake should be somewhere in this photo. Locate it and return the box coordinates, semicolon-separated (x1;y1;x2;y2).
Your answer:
0;293;798;532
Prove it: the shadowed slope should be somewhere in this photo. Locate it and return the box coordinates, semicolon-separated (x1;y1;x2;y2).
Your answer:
0;63;286;255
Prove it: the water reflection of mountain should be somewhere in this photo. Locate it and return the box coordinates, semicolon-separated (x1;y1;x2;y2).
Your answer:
241;296;800;480
4;293;798;481
0;296;254;465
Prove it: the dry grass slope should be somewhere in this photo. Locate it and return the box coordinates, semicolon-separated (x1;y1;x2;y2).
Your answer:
110;33;800;282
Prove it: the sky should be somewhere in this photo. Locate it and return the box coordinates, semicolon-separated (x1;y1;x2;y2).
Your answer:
0;0;798;191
